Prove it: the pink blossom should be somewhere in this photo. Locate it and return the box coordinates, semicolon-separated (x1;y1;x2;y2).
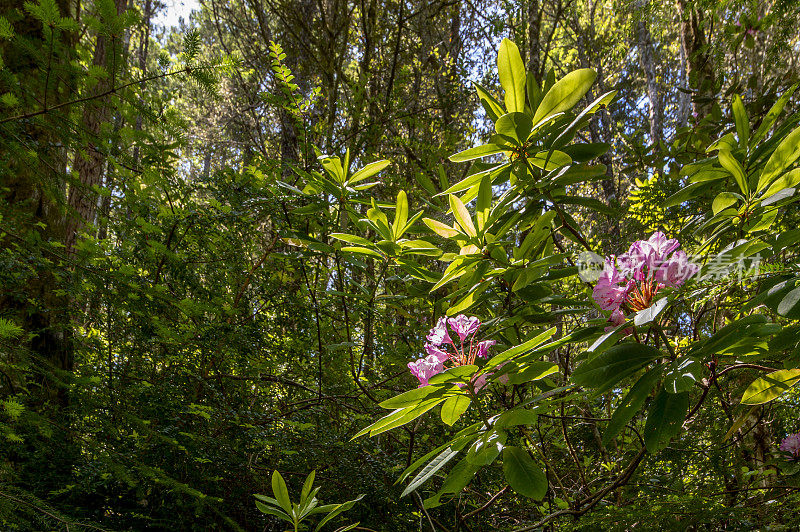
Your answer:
424;343;450;362
780;433;800;459
593;259;631;311
655;250;698;287
448;315;481;341
408;354;444;387
426;317;452;346
647;231;680;261
476;340;496;359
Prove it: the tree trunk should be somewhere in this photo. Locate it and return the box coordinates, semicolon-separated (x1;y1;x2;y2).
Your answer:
65;0;128;254
675;0;716;116
636;13;663;145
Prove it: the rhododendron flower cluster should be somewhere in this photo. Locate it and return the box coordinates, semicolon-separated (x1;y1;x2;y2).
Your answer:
408;315;496;389
780;433;800;460
593;232;698;328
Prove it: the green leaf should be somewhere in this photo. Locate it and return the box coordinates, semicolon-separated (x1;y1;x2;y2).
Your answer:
662;182;705;208
313;495;364;532
529;150;572;172
466;431;505;465
348;160;389;184
330;233;373;247
401;447;460;497
751;84;797;146
271;470;293;514
494;409;538;429
732;95;749;147
300;471;316;502
423;218;460;238
504;361;559;385
318;155;345;184
484;327;557;370
495;112;533;145
603;366;662;445
718;149;749;194
532;69;597;125
449;194;477;237
778;286;800;319
476;175;492;231
663;357;702;394
502;446;547;500
449;144;505;163
497;38;526;113
712;192;741;215
757;125;800;193
740;369;800;405
761;168;800;201
340;246;384;259
643;389;689;453
255;500;292;521
440;395;471;426
379;384;449;409
474;83;505;121
393;190;409;239
572;343;662;394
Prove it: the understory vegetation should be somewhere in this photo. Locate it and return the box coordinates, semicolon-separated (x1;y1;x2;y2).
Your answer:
1;0;800;529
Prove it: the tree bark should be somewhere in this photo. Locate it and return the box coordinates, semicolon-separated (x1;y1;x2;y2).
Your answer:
636;11;663;145
65;0;128;254
675;0;716;116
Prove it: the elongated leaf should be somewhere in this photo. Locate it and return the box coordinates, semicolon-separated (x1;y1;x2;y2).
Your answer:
712;192;741;215
643;389;689;453
495;112;533;144
732;95;749;147
778;286;800;319
401;447;460;497
529;150;572;171
718;149;749;194
603;366;662;445
757;125;800;192
423;217;460;238
474;83;505;120
752;84;798;145
449;143;504;163
271;470;293;514
393;190;408;240
313;495;364;532
502;446;547;500
379;384;449;409
255;500;292;522
330;233;373;247
663;357;702;394
532;68;597;125
572;343;662;394
484;327;557;370
494;408;538;429
740;369;800;404
349;159;390;184
497;38;526;113
301;470;316;502
341;246;384;259
449;194;477;237
504;361;559;385
440;395;471;426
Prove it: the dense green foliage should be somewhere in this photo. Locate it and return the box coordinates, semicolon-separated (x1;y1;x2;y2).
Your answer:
1;0;800;530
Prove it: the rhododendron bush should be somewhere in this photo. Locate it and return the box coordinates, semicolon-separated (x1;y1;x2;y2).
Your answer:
324;37;800;525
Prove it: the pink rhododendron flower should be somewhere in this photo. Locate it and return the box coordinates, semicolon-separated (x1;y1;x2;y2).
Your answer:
424;343;450;362
476;340;496;359
780;433;800;460
426;316;452;346
647;231;680;261
592;232;698;330
447;315;481;341
593;259;631;311
656;250;699;288
411;315;499;391
408;354;444;387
